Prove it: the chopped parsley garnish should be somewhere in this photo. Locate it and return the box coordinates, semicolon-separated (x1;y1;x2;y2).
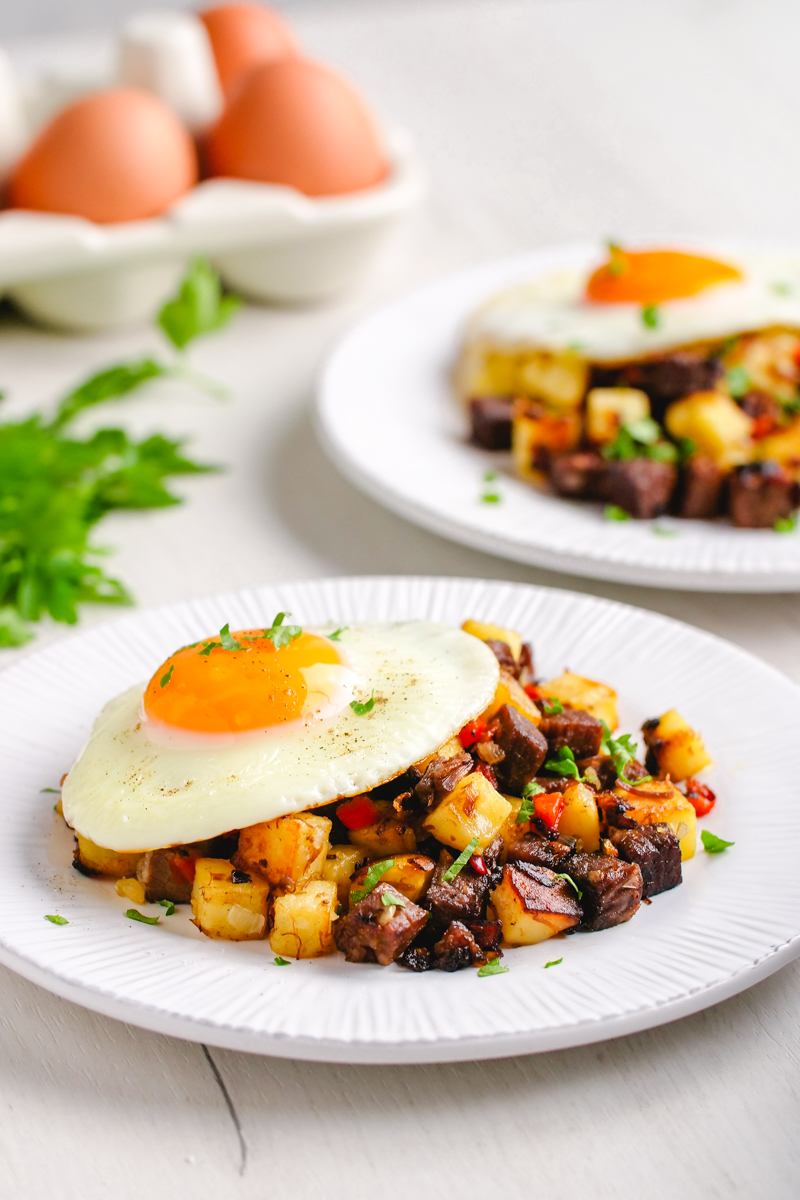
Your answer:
541;698;563;715
641;304;660;329
350;692;375;716
218;623;243;651
603;417;678;465
775;513;798;533
725;366;750;398
45;914;68;925
601;722;639;779
544;745;581;780
157;900;176;915
517;780;545;823
442;837;479;882
554;873;583;899
604;504;631;522
544;958;562;968
480;492;502;504
478;957;509;977
381;890;407;909
125;909;160;925
677;437;697;463
159;664;174;688
198;639;220;656
40;787;59;794
701;830;734;854
772;281;793;296
606;242;628;277
480;469;502;504
273;956;291;966
351;858;396;904
264;611;302;649
652;524;679;538
329;627;348;641
157;256;240;351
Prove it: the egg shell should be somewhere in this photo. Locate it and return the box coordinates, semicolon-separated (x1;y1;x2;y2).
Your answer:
199;3;297;96
205;58;388;197
9;88;198;225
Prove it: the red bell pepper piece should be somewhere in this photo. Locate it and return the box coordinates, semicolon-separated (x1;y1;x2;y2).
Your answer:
337;794;380;830
459;717;488;749
524;684;543;702
470;854;488;875
684;778;716;817
535;790;565;830
170;852;197;884
474;761;498;788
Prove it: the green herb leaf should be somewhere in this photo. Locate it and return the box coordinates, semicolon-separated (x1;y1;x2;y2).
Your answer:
480;492;502;504
652;524;679;538
604;504;631;521
701;830;734;854
350;692;376;716
0;606;33;647
442;837;479;882
218;623;243;651
265;611;302;649
483;469;499;482
52;359;170;431
478;957;509;977
517;780;545;824
544;745;581;780
775;513;798;533
600;722;640;780
554;873;583;899
381;890;407;909
541;698;563;715
40;787;60;793
125;909;160;925
641;304;660;329
198;640;220;656
45;914;68;925
772;281;793;296
677;437;697;463
625;416;661;445
157;900;176;916
544;958;562;968
351;858;396;904
646;440;679;464
329;626;348;641
157;257;241;351
522;780;546;798
159;664;174;688
726;366;750;398
273;956;291;966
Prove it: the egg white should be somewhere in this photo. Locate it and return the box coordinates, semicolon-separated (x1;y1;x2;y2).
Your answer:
61;622;500;852
467;250;800;362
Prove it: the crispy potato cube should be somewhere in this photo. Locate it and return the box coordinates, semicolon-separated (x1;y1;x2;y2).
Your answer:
585;387;650;444
512;401;581;483
270;880;337;959
234;813;331;890
498;794;527;854
322;844;364;906
540;670;618;731
348;817;417;857
756;416;800;479
413;735;462;774
453;342;519;399
191;858;269;940
518;350;589;410
491;863;582;945
614;779;697;860
115;877;146;905
349;853;436;909
482;668;541;725
423;772;512;853
75;835;142;879
665;391;753;469
558;780;600;852
461;619;522;663
646;709;712;782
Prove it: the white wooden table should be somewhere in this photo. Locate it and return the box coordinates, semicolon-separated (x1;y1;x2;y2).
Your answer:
2;2;799;1195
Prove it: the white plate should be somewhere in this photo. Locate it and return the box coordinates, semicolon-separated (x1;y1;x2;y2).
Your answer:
1;575;798;1063
316;244;800;591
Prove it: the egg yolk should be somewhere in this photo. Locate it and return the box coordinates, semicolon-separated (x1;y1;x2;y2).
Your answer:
143;629;343;733
586;248;742;304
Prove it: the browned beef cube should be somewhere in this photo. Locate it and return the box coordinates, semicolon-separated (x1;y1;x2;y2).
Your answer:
469;396;514;449
334;882;428;965
399;946;433;971
136;848;198;904
539;707;603;757
484;638;517;674
603;458;677;519
414;751;474;809
517;642;535;687
494;703;548;795
728;461;796;528
509;834;575;873
609;823;681;898
595;791;637;831
433;920;489;971
465;918;502;953
738;390;782;424
679;455;725;519
578;755;649;790
551;451;607;499
567;852;642;930
618;351;723;416
426;855;493;925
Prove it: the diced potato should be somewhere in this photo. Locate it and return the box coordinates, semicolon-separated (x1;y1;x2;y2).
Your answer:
540;670;618;731
665;390;753;469
498;794;526;854
75;835;142;879
613;779;697;860
234;813;331;890
726;331;800;403
453;341;520;399
646;709;712;782
755;415;800;479
518;350;589;410
482;668;541;725
423;772;512;853
348;853;436;909
585;387;650;444
461;619;523;663
558;780;600;852
322;844;364;907
491;864;581;945
270;880;337;959
348;817;417;857
191;858;270;940
115;877;146;905
413;735;463;775
512;400;581;483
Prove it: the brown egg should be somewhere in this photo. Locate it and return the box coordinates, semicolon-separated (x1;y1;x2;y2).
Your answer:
205;58;388;197
199;3;297;97
9;88;198;224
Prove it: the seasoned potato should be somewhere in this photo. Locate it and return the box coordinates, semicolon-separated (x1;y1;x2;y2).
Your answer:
270;880;337;959
413;735;463;774
498;794;526;853
585;387;650;444
461;619;522;663
645;709;712;782
665;390;753;469
423;772;512;853
348;816;417;857
558;780;600;852
512;401;581;483
115;877;146;904
234;813;331;890
348;853;435;909
322;844;364;906
756;416;800;479
614;778;697;860
517;350;589;410
74;835;142;879
191;858;269;940
482;668;541;725
540;670;618;731
491;863;582;945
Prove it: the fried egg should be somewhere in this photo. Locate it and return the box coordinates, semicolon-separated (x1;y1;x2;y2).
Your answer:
61;621;499;852
468;248;800;362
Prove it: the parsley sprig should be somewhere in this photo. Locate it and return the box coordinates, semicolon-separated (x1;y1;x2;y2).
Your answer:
441;837;479;882
603;416;678;465
601;722;639;780
351;692;376;716
516;780;544;824
478;957;508;977
701;830;734;854
264;612;302;649
543;745;583;780
351;859;395;904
